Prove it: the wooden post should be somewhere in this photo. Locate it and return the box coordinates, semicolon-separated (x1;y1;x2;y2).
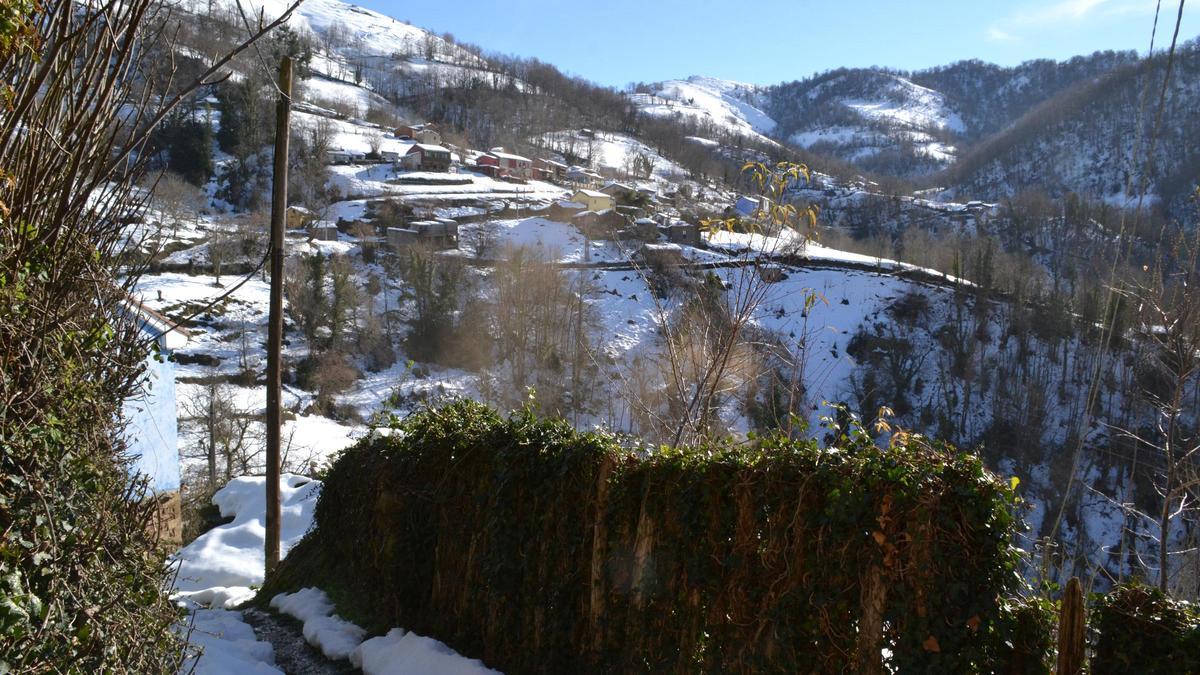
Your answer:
207;383;216;486
1056;576;1085;675
265;56;293;575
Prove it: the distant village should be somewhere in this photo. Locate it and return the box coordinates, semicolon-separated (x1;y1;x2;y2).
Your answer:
314;121;717;263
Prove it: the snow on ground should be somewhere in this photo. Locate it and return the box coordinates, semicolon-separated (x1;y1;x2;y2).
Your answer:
354;628;502;675
467;217;630;264
271;588;367;660
171;474;321;605
271;587;501;674
300;75;390;115
179;608;283;675
196;0;479;67
173;475;504;673
327;163;567;204
784;73;964;165
537;130;687;183
703;229;968;283
294;109;412;158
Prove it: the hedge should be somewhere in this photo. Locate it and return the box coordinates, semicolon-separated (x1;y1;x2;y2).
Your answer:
1091;583;1200;674
265;401;1040;673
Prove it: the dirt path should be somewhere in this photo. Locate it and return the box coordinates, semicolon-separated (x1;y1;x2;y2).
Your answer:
242;608;358;675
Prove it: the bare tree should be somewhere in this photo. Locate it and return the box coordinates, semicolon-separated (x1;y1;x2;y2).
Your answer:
1112;229;1200;592
367;129;385;156
154;171;205;234
462;221;501;259
624;162;819;446
181;383;264;489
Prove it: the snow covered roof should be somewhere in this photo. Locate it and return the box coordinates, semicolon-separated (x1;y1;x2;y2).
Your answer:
408;143;449;154
573;189;609;199
487;150;531;162
124;296;189;351
556;200;585;209
572;208;616;219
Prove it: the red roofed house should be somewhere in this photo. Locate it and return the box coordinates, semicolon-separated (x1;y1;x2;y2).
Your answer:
400;144;452;172
477;149;533;180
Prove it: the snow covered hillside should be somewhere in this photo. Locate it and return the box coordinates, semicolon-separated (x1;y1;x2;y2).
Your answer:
764;69;964;173
631;76;778;145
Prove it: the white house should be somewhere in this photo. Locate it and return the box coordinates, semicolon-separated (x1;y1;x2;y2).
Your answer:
122;298;188;544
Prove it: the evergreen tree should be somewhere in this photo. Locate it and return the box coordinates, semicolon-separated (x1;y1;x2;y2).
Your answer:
156;111;213;186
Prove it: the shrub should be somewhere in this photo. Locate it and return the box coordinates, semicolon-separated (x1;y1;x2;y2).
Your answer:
264;400;1036;673
1090;583;1200;674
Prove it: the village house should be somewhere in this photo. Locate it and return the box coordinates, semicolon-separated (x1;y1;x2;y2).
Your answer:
395;123;442;145
661;221;703;247
572;209;625;239
286;205;313;229
326;147;365;165
570;188;615;213
638;242;684;267
400;144;452;172
600;181;637;201
387;219;459;250
566;165;602;186
308;223;339;241
619;217;660;242
733;195;772;218
533;158;568;182
477;149;533;180
548;199;586;222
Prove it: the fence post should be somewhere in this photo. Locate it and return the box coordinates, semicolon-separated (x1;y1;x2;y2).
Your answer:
1056;576;1085;675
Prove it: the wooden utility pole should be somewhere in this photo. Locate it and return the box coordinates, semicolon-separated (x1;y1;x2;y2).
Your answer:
265;56;293;575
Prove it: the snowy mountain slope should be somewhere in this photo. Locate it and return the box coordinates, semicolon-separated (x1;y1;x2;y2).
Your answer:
197;0;480;65
911;50;1139;142
632;76;778;145
943;43;1200;208
760;69;964;174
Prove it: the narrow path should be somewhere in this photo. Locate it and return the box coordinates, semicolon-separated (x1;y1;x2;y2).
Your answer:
242;607;358;675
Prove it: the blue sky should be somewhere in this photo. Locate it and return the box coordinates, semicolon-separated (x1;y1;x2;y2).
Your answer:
355;0;1196;86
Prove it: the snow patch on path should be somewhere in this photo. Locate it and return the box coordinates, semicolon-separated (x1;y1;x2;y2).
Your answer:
271;587;503;674
179;608;283;675
271;588;367;660
354;628;502;675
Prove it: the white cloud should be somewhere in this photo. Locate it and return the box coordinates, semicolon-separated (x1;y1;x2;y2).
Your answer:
1010;0;1110;25
986;26;1017;43
985;0;1156;43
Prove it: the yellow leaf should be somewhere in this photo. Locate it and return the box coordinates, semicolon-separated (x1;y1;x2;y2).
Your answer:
1010;476;1020;491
